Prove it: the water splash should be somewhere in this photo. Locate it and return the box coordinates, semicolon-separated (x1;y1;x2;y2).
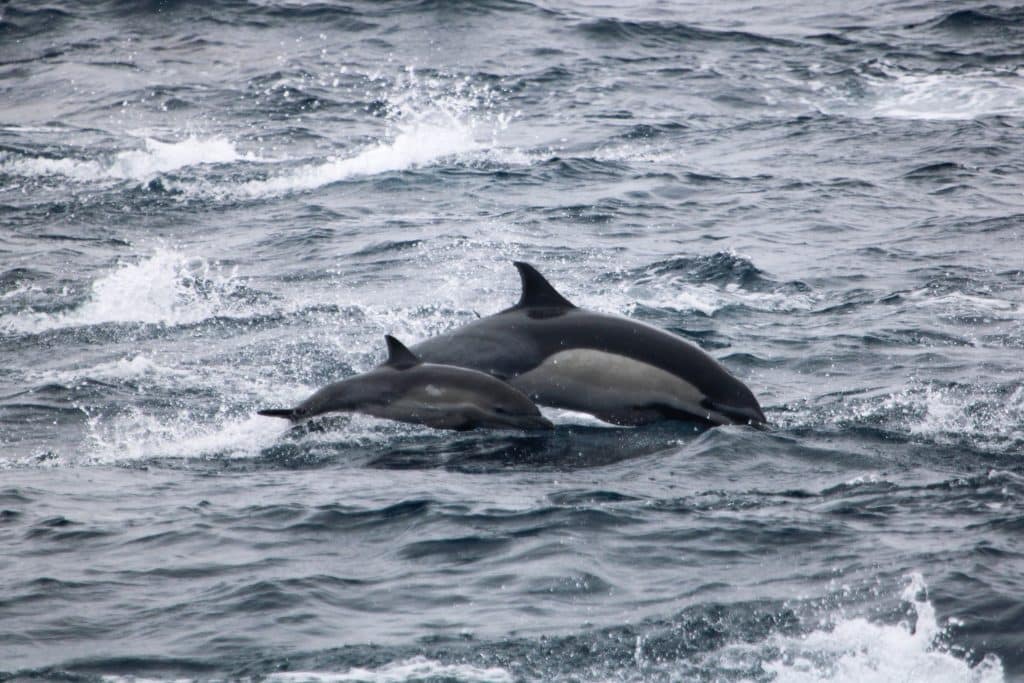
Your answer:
84;407;294;463
763;574;1004;683
831;381;1024;454
1;249;246;333
237;69;514;197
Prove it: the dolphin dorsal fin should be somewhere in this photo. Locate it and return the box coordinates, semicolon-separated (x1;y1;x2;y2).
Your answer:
513;262;575;310
384;335;421;369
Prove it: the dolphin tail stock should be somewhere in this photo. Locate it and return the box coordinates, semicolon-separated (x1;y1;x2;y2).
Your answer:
257;408;297;420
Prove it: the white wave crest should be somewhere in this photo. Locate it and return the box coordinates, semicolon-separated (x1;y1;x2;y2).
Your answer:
763;573;1004;683
90;576;1002;683
85;409;293;463
1;249;246;333
630;282;814;316
265;657;514;683
238;118;480;197
0;136;240;183
869;70;1024;120
36;354;182;385
110;136;240;178
908;384;1024;443
835;382;1024;452
236;69;512;198
584;271;815;318
902;288;1019;323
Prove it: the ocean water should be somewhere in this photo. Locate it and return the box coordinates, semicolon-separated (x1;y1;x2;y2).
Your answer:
1;1;1023;681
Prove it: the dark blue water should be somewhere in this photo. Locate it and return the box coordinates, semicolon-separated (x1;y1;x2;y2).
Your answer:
2;1;1023;681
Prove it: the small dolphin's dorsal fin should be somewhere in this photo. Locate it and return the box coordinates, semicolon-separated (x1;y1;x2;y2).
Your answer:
384;335;421;369
513;261;575;310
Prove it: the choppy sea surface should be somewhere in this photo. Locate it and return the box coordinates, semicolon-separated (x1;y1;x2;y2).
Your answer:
2;1;1023;681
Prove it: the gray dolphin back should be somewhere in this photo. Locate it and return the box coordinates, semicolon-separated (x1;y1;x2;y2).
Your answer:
412;262;767;427
258;335;553;431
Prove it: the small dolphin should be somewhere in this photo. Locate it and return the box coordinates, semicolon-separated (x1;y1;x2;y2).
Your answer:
258;335;554;431
411;262;767;427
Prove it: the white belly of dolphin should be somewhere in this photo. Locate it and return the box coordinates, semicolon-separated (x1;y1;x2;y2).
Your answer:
511;349;728;425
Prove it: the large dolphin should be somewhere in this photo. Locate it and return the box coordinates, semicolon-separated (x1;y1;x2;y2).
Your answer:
259;335;553;431
411;262;767;427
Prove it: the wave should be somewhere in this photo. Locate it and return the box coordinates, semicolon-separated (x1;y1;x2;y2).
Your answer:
234;70;513;198
721;60;1024;122
0;249;249;333
0;136;244;183
868;70;1024;120
600;253;815;317
806;380;1024;456
574;17;794;49
761;574;1003;683
114;574;997;683
1;70;523;202
0;5;70;40
83;408;295;464
925;7;1024;34
265;658;514;683
235;118;479;197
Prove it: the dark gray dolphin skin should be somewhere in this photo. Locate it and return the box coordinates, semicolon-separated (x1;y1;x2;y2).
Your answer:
411;262;767;427
258;335;553;431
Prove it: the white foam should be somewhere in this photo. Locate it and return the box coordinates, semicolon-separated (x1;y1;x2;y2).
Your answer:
762;573;1004;683
838;382;1024;452
842;472;883;487
236;69;514;198
909;384;1024;444
600;279;814;318
900;289;1019;328
1;281;37;300
75;359;323;463
0;124;68;133
1;249;247;333
90;576;1002;683
238;118;480;197
0;136;241;183
0;154;105;181
3;72;524;200
544;407;622;428
266;657;514;683
108;136;240;178
869;70;1024;120
84;408;294;463
593;142;682;165
101;678;192;683
36;354;181;385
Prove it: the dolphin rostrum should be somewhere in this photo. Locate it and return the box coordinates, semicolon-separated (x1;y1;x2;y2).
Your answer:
258;335;554;431
411;262;767;427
